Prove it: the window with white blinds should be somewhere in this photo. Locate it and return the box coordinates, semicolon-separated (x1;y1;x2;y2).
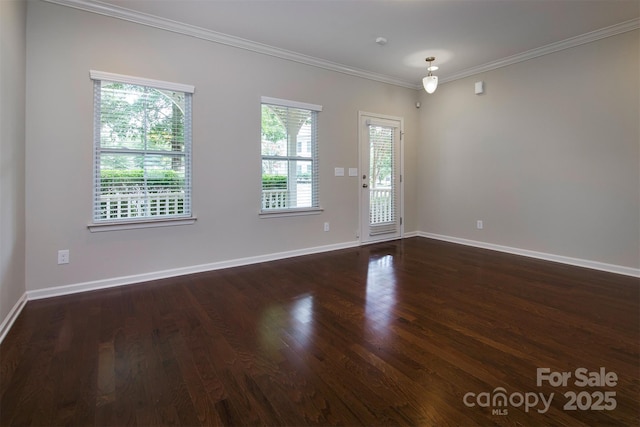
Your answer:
90;71;194;224
368;123;397;235
260;97;322;214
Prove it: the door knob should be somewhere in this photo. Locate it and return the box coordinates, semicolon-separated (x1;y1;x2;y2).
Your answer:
362;183;368;188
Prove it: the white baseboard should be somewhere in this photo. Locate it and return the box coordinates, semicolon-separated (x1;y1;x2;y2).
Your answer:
0;292;28;344
419;232;640;278
4;232;637;344
27;240;360;301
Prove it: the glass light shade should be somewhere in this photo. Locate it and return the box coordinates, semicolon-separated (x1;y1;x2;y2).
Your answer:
423;75;438;94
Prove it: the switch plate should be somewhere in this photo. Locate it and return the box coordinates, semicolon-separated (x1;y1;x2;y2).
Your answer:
58;249;70;264
348;168;358;177
334;167;345;177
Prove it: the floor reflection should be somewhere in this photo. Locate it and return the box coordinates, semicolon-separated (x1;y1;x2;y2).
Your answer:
288;293;315;351
259;293;315;354
291;293;313;322
258;304;287;355
365;254;397;336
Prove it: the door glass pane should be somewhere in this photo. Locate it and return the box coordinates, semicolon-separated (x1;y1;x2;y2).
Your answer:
368;125;395;226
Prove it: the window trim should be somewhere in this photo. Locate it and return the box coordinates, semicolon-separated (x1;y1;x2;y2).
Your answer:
260;96;322;113
258;207;324;219
89;70;195;94
88;217;197;233
260;96;322;216
89;70;195;230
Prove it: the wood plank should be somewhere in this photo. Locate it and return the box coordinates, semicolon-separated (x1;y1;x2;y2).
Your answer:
1;237;638;425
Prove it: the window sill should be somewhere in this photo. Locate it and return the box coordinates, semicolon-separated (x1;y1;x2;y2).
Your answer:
88;216;197;232
259;208;323;218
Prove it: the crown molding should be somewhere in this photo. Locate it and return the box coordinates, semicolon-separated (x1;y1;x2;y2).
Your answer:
42;0;638;90
440;18;640;84
42;0;418;89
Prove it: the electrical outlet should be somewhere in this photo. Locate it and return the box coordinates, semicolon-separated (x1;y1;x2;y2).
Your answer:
476;220;483;230
324;222;330;232
58;249;70;264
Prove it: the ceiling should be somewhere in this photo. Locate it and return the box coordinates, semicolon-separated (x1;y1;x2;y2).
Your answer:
64;0;639;88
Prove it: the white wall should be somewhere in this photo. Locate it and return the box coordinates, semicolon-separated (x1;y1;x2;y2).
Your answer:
21;1;639;299
24;1;420;293
0;0;27;333
418;30;640;269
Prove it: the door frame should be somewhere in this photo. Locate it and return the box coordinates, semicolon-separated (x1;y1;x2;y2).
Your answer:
358;111;404;244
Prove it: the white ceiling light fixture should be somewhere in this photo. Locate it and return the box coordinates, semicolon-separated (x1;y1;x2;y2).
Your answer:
375;36;388;46
423;57;438;94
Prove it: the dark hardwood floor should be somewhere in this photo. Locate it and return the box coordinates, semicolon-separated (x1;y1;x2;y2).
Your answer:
1;237;638;426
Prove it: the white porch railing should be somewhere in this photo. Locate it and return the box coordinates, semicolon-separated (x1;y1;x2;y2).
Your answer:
261;189;288;210
369;188;394;224
99;192;185;220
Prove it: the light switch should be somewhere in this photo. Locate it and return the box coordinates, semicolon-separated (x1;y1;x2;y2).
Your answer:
348;168;358;177
334;167;345;177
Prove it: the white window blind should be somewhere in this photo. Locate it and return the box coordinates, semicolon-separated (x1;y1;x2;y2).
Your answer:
368;124;397;235
261;97;322;213
91;71;193;223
